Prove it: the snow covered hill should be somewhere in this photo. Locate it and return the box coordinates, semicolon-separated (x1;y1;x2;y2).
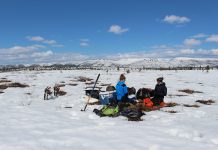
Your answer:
74;57;218;68
1;57;218;71
0;70;218;150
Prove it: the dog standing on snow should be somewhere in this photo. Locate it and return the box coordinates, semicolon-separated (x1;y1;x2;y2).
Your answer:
53;84;60;97
44;86;52;100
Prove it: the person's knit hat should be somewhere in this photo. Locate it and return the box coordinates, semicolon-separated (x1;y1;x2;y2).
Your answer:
157;77;164;82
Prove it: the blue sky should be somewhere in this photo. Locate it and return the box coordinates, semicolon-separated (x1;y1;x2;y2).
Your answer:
0;0;218;64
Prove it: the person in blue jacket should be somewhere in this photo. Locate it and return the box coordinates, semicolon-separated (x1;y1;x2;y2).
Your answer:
116;74;128;103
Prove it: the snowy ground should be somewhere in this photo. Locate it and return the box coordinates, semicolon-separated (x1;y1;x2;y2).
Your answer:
0;70;218;150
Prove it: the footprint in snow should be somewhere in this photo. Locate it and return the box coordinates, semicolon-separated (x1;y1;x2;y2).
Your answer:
148;144;160;150
211;138;218;145
70;111;79;120
88;114;99;120
166;128;204;142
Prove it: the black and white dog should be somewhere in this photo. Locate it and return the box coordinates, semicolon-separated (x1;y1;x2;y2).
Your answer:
53;84;60;97
44;86;52;100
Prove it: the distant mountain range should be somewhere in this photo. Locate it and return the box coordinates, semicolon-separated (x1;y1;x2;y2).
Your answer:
68;57;218;68
1;57;218;70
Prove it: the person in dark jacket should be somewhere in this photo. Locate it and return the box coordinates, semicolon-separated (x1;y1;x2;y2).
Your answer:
116;74;128;103
151;77;167;106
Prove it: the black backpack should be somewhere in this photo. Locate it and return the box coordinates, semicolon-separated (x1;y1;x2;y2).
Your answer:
136;88;151;100
128;87;136;95
120;108;145;121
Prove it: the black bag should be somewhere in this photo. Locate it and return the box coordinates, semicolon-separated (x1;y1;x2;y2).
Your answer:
136;88;154;100
85;89;100;99
128;87;136;95
106;86;116;91
120;108;145;121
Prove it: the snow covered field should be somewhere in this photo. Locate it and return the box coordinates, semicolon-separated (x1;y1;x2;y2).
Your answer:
0;70;218;150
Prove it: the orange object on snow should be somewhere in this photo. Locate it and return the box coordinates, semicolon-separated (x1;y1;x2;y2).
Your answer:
160;102;166;107
143;98;153;107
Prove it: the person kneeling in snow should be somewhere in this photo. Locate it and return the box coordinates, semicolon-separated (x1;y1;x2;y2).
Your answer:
151;77;167;106
116;74;128;103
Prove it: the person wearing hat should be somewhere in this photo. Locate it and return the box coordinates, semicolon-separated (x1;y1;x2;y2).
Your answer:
151;77;167;106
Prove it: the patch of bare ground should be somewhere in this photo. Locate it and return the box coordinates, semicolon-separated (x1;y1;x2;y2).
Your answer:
58;84;65;87
85;81;94;85
77;76;93;82
100;83;111;86
183;104;200;108
178;89;203;94
196;99;215;105
164;110;178;113
168;94;188;98
165;102;180;107
58;91;67;96
70;79;78;82
68;83;78;86
0;85;8;89
0;82;29;94
0;79;12;83
8;82;29;88
64;106;73;108
65;76;73;79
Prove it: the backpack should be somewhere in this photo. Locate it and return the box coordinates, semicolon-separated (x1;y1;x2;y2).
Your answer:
120;108;145;121
85;89;100;99
106;85;116;91
93;105;119;117
143;98;153;107
128;87;136;95
136;88;154;100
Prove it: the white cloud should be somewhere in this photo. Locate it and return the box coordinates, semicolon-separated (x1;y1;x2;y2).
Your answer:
0;45;44;55
31;52;89;64
139;44;218;58
80;39;89;42
51;44;64;47
107;47;218;60
206;35;218;43
80;39;89;47
192;33;208;38
211;49;218;55
0;44;51;64
180;49;195;54
163;15;190;24
54;53;89;62
31;50;53;58
108;25;129;34
80;42;89;47
43;40;57;45
151;45;168;49
27;36;44;42
0;43;90;64
183;38;201;46
27;36;58;45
